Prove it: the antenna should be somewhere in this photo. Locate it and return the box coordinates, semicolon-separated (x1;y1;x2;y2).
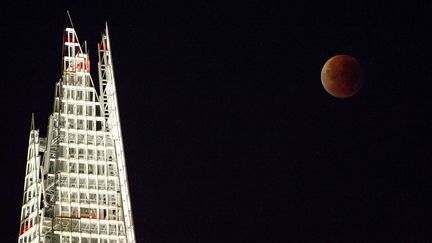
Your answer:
65;10;82;53
66;10;75;29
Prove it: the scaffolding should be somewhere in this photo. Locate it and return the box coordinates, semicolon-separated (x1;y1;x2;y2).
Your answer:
18;25;136;243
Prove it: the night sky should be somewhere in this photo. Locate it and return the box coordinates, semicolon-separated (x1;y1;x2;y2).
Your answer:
2;1;432;242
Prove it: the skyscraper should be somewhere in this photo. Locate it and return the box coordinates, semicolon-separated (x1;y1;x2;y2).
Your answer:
18;24;136;243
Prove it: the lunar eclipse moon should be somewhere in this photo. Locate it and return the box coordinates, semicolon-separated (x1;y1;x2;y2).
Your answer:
321;54;364;98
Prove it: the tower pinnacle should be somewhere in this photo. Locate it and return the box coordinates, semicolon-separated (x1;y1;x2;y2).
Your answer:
18;21;136;243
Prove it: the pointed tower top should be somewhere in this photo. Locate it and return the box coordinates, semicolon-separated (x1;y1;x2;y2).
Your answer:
103;22;112;52
30;112;35;131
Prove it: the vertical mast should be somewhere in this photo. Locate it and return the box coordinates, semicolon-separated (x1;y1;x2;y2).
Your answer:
98;23;136;243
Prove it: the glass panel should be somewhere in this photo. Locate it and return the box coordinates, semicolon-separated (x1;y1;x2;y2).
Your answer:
68;104;74;114
69;148;76;158
87;135;94;145
70;163;77;173
77;105;83;115
86;106;93;116
76;90;83;100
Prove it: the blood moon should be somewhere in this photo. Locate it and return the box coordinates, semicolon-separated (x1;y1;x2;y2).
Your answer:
321;55;364;98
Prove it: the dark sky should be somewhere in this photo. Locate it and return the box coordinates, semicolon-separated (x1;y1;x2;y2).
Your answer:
2;1;432;242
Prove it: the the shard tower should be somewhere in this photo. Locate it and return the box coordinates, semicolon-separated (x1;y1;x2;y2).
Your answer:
18;24;136;243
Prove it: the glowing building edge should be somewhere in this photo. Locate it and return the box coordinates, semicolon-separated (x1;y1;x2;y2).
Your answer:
18;24;136;243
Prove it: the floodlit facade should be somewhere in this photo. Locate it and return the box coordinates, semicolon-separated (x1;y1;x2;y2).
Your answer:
18;24;136;243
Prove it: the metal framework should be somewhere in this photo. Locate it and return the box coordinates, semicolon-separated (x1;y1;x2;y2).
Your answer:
18;25;136;243
98;24;136;243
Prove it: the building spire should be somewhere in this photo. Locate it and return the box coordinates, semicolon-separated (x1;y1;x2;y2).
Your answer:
98;22;136;242
19;22;136;243
104;21;111;51
105;21;109;35
30;112;35;131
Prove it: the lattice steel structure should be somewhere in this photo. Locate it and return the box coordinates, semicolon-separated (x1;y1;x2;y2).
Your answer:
18;24;136;243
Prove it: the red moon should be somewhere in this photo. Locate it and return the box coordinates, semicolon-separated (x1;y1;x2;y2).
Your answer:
321;54;364;98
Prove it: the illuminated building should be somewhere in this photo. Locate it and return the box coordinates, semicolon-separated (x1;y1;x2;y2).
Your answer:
18;24;136;243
